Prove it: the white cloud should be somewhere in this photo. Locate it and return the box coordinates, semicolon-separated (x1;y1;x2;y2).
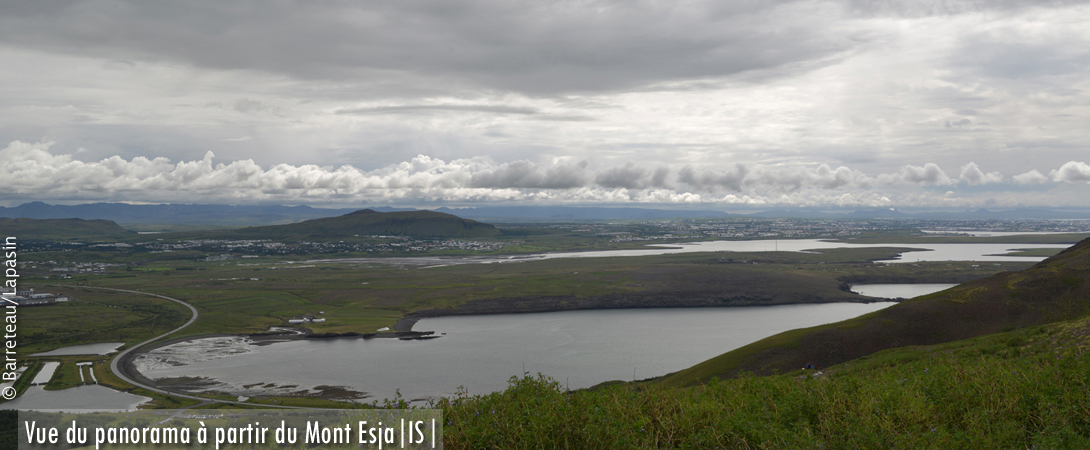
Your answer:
877;163;954;186
959;162;1003;185
1013;169;1049;184
4;141;1090;208
1050;161;1090;183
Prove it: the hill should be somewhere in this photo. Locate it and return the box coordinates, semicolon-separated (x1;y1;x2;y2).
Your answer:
0;201;417;226
0;217;133;240
230;209;502;238
433;206;736;220
661;236;1090;386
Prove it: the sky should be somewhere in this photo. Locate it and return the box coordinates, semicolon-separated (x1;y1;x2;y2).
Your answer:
2;0;1090;210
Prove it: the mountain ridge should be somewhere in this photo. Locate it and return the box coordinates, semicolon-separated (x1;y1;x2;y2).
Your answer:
661;236;1090;386
5;201;1090;224
230;209;502;238
0;217;133;239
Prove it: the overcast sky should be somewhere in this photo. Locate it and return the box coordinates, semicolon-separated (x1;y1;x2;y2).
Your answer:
2;0;1089;209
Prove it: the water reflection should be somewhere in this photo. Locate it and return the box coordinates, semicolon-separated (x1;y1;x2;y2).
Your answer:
3;386;150;412
137;302;897;402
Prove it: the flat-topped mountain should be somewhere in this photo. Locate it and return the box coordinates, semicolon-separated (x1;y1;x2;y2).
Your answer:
0;217;134;239
663;236;1090;386
233;209;502;238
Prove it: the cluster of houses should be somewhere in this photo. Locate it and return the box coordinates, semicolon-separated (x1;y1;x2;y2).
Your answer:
287;313;327;325
4;289;69;306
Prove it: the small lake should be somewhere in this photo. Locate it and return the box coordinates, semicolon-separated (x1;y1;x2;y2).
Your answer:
30;362;60;385
32;342;124;356
850;283;958;299
308;237;1078;267
3;385;150;412
136;302;896;402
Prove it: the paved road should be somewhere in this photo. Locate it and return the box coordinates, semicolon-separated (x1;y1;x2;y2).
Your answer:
75;286;308;409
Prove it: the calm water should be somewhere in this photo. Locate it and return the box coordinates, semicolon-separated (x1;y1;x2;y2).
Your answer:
32;342;124;356
30;362;60;385
850;283;958;299
557;240;1069;264
3;386;150;412
137;302;895;402
308;238;1076;267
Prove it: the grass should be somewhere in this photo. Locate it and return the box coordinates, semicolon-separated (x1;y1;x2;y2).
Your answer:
655;237;1090;385
5;361;42;401
18;288;191;354
9;232;1081;414
23;247;1026;344
439;317;1090;449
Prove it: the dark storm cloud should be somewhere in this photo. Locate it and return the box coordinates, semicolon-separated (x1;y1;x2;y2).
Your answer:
594;163;671;189
0;0;858;96
468;159;591;189
336;105;539;115
677;164;749;192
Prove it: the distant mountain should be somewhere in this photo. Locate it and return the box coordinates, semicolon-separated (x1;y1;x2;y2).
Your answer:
231;209;502;238
4;202;1090;225
0;202;413;225
433;206;736;220
0;218;133;240
0;202;739;224
662;236;1090;386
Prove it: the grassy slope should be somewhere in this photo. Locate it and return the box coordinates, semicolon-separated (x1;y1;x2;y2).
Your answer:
0;218;133;239
442;315;1090;449
227;209;502;238
662;237;1090;386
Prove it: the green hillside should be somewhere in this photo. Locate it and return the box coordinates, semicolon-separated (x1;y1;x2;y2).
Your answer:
440;239;1090;448
442;315;1090;448
0;217;133;240
230;209;502;238
661;236;1090;386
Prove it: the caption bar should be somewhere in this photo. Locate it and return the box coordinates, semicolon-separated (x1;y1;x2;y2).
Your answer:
19;408;442;449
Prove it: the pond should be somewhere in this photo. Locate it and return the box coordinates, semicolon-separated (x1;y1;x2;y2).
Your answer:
135;302;897;402
849;283;959;299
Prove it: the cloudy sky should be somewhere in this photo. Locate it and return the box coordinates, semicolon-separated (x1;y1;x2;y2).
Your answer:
2;0;1089;209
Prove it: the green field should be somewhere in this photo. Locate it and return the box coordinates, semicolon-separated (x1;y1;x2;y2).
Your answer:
19;246;1031;345
6;226;1090;448
18;289;190;354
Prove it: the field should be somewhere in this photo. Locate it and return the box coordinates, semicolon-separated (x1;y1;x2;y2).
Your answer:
20;246;1032;345
4;223;1090;447
18;289;190;354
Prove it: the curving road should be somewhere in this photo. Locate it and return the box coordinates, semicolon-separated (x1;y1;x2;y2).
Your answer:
73;286;308;409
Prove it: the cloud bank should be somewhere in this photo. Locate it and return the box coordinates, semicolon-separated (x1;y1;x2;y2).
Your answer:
1;1;1089;209
3;141;1088;208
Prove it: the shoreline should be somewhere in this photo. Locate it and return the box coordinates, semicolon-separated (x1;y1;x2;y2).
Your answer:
396;294;901;331
119;328;438;397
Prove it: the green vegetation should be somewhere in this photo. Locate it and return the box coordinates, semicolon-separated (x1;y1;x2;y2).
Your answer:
18;288;190;354
229;209;502;238
8;223;1090;449
440;316;1090;449
22;247;1026;343
0;218;132;239
662;236;1090;386
6;361;42;401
